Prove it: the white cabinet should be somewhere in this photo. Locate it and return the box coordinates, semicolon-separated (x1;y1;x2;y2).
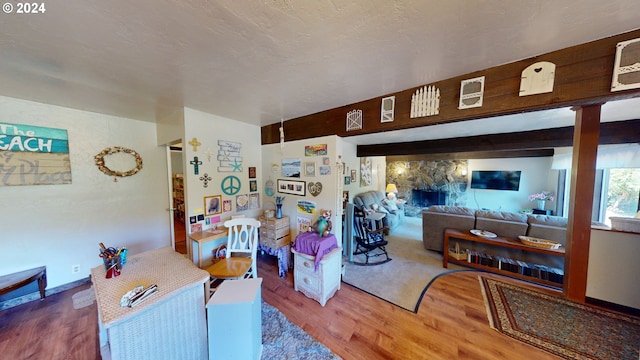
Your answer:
207;278;262;360
292;248;341;306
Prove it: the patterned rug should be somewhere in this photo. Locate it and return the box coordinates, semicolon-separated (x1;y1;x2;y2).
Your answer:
72;287;340;359
479;276;640;360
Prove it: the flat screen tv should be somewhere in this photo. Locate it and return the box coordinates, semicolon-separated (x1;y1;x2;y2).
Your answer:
470;170;522;191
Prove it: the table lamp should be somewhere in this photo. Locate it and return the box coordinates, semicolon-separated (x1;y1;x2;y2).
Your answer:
385;184;398;200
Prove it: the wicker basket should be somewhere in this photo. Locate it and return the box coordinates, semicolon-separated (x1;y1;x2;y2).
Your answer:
448;249;468;261
518;236;561;250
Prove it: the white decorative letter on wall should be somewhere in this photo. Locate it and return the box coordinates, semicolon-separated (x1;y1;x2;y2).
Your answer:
458;76;485;109
611;37;640;92
346;109;363;131
519;61;555;96
410;85;440;118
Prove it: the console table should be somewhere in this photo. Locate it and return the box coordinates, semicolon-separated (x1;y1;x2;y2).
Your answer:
443;228;565;288
91;247;210;360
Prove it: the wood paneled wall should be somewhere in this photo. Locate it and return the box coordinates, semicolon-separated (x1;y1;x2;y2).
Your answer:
261;29;640;146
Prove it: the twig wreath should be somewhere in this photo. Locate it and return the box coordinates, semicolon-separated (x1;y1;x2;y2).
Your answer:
94;146;143;177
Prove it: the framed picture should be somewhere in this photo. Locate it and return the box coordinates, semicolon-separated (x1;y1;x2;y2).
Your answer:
248;166;256;179
249;180;257;192
277;179;306;196
304;162;316;177
282;158;301;178
342;191;349;209
350;169;356;182
344;176;351;185
204;195;222;216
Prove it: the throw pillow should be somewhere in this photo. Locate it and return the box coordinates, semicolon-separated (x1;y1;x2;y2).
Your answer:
382;199;399;211
376;205;390;214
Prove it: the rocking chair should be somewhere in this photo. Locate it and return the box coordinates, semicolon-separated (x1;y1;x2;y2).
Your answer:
352;207;392;266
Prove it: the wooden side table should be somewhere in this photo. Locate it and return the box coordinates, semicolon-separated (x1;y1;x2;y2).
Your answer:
189;227;228;268
365;212;386;230
0;266;46;300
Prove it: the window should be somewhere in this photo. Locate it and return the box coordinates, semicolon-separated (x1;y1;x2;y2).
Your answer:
559;168;640;225
601;168;640;225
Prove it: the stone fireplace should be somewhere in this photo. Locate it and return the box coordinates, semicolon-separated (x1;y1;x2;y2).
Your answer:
411;189;448;207
386;159;468;208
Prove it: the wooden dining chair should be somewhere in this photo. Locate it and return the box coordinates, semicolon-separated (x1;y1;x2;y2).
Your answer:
205;218;261;293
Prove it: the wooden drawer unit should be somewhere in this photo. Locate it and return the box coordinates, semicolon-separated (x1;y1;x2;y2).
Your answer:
292;248;341;307
259;216;291;249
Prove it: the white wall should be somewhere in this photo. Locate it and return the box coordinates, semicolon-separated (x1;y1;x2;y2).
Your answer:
0;96;170;289
467;157;557;213
182;108;263;231
341;141;386;198
587;229;640;310
261;135;345;243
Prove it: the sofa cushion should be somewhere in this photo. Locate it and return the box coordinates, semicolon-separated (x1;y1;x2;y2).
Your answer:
353;190;381;210
475;210;528;239
353;190;403;229
429;205;476;217
526;214;568;245
422;206;476;252
381;198;399;213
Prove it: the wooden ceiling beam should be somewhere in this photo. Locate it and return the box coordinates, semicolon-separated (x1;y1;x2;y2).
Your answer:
358;119;639;157
261;29;640;146
386;149;555;161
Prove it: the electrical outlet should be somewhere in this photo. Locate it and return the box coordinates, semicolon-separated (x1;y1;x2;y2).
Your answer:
72;264;80;273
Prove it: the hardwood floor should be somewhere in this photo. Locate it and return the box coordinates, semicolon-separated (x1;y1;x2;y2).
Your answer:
174;216;187;254
0;251;566;360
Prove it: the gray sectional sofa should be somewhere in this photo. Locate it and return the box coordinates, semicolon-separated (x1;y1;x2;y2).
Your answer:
353;190;405;230
422;205;568;268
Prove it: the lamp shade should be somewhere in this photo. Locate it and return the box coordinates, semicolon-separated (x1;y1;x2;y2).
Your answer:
385;184;398;193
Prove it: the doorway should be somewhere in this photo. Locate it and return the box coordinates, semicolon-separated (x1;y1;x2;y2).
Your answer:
168;144;187;254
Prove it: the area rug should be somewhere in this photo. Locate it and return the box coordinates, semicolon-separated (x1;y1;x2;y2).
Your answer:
71;287;96;309
479;276;640;360
342;216;465;312
262;301;340;359
72;287;340;359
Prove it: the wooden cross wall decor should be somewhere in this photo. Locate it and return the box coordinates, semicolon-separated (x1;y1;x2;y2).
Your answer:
188;137;202;152
190;156;203;175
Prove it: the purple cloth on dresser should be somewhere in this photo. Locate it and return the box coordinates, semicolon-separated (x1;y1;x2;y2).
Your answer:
294;232;338;270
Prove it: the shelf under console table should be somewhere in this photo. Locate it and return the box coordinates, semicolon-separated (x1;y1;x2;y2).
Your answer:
443;228;565;289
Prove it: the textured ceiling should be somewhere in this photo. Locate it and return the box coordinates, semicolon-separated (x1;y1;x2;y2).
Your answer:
1;0;639;144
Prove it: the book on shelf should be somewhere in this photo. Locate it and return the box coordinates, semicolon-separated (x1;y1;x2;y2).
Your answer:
461;250;564;285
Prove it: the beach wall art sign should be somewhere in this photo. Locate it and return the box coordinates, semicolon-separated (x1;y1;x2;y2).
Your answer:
0;122;72;186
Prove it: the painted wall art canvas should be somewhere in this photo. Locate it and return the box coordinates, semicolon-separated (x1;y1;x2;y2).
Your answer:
0;122;71;186
360;157;372;186
281;158;301;178
305;144;328;156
